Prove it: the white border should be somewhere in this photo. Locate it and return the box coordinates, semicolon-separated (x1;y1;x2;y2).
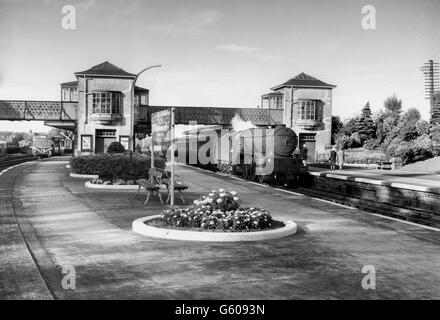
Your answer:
85;181;139;191
132;215;297;242
70;172;99;179
309;171;440;194
0;161;34;176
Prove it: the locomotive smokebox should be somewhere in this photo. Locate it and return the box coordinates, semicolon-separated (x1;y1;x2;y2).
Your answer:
238;125;297;157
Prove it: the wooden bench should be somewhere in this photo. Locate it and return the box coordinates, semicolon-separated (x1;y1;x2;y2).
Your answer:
377;161;392;170
136;168;165;205
161;173;189;204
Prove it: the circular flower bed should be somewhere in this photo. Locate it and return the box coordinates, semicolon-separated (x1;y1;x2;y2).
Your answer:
155;189;278;232
90;178;136;185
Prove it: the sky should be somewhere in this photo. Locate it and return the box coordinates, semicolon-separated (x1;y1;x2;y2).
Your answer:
0;0;439;132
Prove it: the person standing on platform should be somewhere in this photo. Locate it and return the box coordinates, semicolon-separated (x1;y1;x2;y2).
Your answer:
301;144;308;166
337;148;345;171
329;147;337;171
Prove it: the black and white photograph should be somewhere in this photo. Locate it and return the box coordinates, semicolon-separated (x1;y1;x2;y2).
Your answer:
0;0;439;308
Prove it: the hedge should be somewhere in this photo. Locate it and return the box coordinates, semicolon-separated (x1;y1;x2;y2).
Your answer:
316;148;387;164
69;154;166;181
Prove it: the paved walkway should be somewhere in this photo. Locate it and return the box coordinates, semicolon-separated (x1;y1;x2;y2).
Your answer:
1;158;440;299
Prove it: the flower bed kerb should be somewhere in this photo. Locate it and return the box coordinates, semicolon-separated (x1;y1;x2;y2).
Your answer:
132;188;298;241
132;215;297;242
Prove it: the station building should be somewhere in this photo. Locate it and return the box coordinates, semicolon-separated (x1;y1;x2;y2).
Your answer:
54;62;335;160
60;61;149;155
261;73;336;160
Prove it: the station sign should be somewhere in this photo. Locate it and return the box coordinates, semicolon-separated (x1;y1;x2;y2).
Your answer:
151;108;172;145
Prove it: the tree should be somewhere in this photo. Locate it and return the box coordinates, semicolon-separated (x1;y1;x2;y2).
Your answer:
342;116;359;137
355;102;376;143
384;94;402;117
331;116;343;145
399;108;421;141
429;124;440;155
378;95;404;150
416;119;429;136
374;110;387;145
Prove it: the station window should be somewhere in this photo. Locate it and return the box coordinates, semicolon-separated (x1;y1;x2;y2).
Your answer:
62;87;78;102
134;93;148;106
140;94;148;105
90;92;122;114
96;129;116;137
71;88;78;101
298;100;323;121
299;133;316;141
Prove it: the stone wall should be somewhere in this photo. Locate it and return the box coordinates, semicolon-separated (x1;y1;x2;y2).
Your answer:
303;173;440;227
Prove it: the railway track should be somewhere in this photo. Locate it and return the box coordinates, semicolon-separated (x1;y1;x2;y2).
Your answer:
0;154;36;171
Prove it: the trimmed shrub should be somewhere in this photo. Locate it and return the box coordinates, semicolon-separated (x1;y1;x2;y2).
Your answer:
394;145;433;165
318;148;387;164
69;154;166;181
107;141;125;154
344;148;387;164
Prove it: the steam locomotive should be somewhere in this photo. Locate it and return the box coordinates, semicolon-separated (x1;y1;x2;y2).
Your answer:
172;124;307;186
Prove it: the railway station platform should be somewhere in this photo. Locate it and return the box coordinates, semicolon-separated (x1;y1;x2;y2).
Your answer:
1;158;440;299
309;165;440;192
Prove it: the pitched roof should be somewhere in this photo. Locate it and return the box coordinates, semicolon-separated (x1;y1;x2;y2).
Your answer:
75;61;136;78
261;91;283;98
135;85;149;92
271;72;336;90
60;81;78;87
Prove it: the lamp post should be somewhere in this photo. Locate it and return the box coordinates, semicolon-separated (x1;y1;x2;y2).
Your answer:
131;64;161;181
131;64;162;151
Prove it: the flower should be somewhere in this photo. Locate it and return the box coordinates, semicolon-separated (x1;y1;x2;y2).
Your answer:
218;188;225;193
159;189;272;231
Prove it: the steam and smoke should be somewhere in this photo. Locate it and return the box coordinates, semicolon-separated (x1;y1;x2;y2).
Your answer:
231;114;256;132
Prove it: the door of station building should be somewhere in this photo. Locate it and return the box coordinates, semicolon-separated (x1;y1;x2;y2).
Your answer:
95;129;116;153
299;133;316;162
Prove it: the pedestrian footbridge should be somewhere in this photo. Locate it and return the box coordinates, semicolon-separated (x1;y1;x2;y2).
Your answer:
0;100;284;131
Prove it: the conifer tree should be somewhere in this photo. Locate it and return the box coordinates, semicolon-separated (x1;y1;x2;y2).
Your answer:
355;102;376;143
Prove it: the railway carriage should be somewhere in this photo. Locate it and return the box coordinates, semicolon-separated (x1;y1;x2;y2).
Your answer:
31;135;69;158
